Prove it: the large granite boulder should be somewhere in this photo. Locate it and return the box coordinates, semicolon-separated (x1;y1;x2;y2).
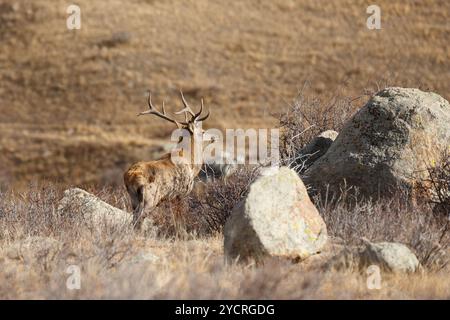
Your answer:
224;167;327;263
305;87;450;199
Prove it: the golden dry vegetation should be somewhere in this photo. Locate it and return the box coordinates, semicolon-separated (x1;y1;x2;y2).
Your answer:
0;0;449;300
0;185;448;299
1;0;449;189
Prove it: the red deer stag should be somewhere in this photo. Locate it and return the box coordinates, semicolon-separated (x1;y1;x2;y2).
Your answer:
124;91;210;228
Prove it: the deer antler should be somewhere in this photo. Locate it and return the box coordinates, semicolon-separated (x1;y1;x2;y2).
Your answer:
175;91;210;124
138;91;182;129
176;91;196;117
196;99;210;122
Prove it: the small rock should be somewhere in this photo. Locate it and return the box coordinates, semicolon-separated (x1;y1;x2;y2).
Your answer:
58;188;132;230
327;239;420;273
361;239;420;273
296;130;338;171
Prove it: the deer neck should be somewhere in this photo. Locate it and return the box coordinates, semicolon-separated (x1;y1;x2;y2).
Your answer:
171;132;204;175
188;132;204;175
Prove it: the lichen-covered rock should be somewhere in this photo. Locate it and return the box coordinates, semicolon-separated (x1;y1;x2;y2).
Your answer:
361;240;420;273
58;188;132;230
305;87;450;199
297;130;338;170
327;239;420;273
224;167;327;263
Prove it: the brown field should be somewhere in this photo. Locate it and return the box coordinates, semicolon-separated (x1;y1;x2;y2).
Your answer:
0;185;448;299
1;0;449;189
0;0;449;300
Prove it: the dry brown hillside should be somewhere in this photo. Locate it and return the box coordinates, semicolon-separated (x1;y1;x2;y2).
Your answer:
1;0;449;189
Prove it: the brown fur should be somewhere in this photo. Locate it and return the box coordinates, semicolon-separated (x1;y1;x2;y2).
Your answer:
124;93;210;228
124;145;204;227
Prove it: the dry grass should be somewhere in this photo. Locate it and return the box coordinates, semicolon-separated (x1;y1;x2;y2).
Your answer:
0;182;448;299
1;0;449;300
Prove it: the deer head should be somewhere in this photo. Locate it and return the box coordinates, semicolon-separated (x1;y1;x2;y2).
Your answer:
139;91;210;132
138;91;212;164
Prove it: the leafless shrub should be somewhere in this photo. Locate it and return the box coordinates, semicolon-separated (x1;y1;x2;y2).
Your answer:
316;192;449;271
0;183;70;241
0;183;135;245
126;166;259;238
0;181;449;299
187;166;260;234
277;83;358;172
420;150;450;216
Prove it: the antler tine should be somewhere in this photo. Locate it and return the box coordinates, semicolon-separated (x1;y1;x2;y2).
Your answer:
175;90;196;117
138;91;183;128
175;92;210;124
197;108;210;122
192;98;205;122
196;99;210;122
137;91;154;116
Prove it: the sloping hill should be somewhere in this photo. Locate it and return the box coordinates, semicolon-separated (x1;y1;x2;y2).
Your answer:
0;0;449;188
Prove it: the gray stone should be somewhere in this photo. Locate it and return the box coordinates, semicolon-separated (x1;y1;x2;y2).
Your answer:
305;87;450;199
297;130;338;170
327;239;420;273
58;188;132;230
224;167;327;263
361;240;420;273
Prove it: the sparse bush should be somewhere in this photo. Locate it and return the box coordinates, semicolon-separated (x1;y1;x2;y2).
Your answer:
188;166;260;234
278;84;358;171
316;192;449;271
420;150;450;216
0;179;449;299
147;166;260;237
